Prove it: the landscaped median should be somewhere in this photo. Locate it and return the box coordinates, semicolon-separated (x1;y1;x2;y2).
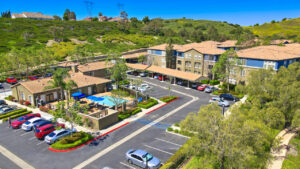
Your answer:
49;131;93;151
0;109;32;122
159;96;178;103
137;98;158;109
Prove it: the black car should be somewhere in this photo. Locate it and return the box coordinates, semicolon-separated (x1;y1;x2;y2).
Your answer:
191;83;199;89
0;100;6;105
219;94;240;102
0;83;3;89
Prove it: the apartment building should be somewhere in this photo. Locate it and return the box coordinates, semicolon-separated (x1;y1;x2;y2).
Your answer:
147;40;237;79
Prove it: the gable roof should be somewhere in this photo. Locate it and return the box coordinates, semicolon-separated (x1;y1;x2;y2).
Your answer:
15;72;111;94
22;12;54;19
77;61;113;72
237;44;300;60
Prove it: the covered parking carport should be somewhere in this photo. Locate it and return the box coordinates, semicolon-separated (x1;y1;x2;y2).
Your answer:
146;65;202;88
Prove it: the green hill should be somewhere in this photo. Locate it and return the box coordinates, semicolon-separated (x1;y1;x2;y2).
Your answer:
246;17;300;41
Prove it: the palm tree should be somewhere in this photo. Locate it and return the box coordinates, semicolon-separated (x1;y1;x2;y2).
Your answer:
44;68;71;101
64;80;78;109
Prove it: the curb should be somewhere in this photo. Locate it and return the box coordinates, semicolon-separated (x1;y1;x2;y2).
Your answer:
146;97;179;115
48;122;130;152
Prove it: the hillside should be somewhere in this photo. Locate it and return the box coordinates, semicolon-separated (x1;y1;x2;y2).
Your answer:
246;17;300;41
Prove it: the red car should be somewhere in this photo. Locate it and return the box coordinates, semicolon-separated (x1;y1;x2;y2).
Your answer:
11;113;41;129
35;124;56;139
197;84;208;91
158;75;167;81
28;76;39;80
6;77;17;84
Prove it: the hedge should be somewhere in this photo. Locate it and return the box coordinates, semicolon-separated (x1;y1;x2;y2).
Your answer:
137;98;158;109
159;96;178;103
2;111;32;122
201;80;209;84
50;131;93;150
209;80;220;85
0;109;27;119
118;107;142;120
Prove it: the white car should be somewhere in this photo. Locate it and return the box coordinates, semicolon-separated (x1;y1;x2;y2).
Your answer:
129;84;136;90
209;97;230;107
138;84;151;92
21;117;43;131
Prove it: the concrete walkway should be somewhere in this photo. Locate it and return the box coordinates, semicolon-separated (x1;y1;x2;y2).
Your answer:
224;95;247;117
268;128;300;169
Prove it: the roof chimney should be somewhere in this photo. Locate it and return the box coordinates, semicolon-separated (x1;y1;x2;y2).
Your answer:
71;64;78;73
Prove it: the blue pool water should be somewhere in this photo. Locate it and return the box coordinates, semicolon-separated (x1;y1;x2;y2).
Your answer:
87;95;128;107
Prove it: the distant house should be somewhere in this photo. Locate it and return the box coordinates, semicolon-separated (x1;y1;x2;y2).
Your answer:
98;16;124;22
11;12;54;20
83;17;92;21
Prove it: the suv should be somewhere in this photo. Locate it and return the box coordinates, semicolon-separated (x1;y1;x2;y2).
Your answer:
219;94;240;102
35;124;56;139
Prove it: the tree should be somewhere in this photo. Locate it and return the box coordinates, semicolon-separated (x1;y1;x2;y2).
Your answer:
142;16;150;24
48;26;64;42
207;26;220;41
44;68;71;101
63;9;70;21
165;39;176;69
119;11;129;33
109;90;126;111
91;17;98;22
191;30;205;42
98;12;103;17
69;11;76;20
53;15;62;20
142;18;163;35
138;55;146;63
64;80;78;110
212;48;240;90
1;10;11;18
106;53;128;89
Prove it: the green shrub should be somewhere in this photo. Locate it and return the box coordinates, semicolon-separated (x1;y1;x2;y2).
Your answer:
118;107;142;120
5;95;15;101
118;114;131;121
220;83;236;91
174;123;179;127
174;129;179;133
159;96;178;103
50;131;93;150
2;111;32;121
201;80;209;84
167;127;173;131
111;89;129;97
209;80;220;85
0;109;27;119
138;98;158;109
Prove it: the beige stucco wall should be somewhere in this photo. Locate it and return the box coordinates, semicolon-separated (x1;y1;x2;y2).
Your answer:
78;110;119;130
148;54;166;68
83;69;109;79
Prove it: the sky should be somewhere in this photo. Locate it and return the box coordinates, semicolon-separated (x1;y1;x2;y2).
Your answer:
1;0;300;26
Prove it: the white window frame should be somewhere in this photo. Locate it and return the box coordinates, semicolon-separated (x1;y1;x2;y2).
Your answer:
264;61;276;70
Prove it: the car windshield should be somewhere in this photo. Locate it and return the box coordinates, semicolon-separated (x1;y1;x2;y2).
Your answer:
18;117;25;121
48;132;56;137
24;121;30;125
35;129;40;133
9;78;14;80
143;153;153;161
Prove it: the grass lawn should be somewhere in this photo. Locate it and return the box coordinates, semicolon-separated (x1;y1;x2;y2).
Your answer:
182;156;216;169
282;133;300;169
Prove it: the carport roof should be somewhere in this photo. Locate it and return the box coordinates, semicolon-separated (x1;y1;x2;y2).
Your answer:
147;65;202;82
126;63;150;70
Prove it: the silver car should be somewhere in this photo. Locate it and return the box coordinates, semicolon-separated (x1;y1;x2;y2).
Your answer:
21;117;43;131
204;86;218;93
44;129;75;144
0;107;14;115
126;149;161;169
209;97;230;107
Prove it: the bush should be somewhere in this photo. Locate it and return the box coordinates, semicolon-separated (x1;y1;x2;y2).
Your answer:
174;129;179;133
24;101;31;106
0;109;27;119
118;107;142;120
111;89;129;97
159;96;178;103
209;80;220;85
201;80;209;84
2;111;32;121
50;131;93;150
39;106;49;112
19;99;24;105
138;98;158;109
167;127;173;131
220;83;236;91
174;123;179;127
5;95;15;101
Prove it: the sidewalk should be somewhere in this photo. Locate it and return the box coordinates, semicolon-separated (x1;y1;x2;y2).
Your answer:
268;127;300;169
224;95;247;117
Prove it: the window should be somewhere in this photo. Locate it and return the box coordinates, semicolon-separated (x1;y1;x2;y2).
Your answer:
240;59;246;65
230;69;236;75
209;55;214;61
28;95;33;104
89;71;94;76
208;65;213;69
161;58;166;63
185;61;191;67
263;61;275;69
177;60;182;65
147;50;151;54
155;50;162;55
194;62;201;69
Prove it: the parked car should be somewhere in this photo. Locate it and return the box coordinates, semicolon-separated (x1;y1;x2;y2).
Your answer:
126;149;161;169
0;83;3;89
28;76;39;80
177;80;187;86
21;117;43;131
129;84;137;90
0;100;6;105
33;120;65;131
44;129;75;144
0;107;14;115
0;105;8;110
197;84;208;91
132;71;139;76
204;86;218;93
6;77;17;84
158;75;167;81
191;83;199;89
35;124;56;139
209;97;230;107
11;113;41;129
44;73;52;78
220;93;240;102
138;84;152;93
139;72;148;77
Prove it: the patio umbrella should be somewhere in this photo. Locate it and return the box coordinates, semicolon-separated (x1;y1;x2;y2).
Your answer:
72;93;82;97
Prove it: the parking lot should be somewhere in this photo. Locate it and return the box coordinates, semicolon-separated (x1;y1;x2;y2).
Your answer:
0;75;230;169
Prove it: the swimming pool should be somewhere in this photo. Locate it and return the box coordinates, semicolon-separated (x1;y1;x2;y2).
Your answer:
87;95;128;107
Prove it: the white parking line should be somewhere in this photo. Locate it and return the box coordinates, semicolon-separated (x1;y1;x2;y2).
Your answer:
144;144;174;155
13;129;22;132
36;141;44;146
155;138;181;147
20;132;31;136
120;162;136;169
28;137;35;141
0;145;34;169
